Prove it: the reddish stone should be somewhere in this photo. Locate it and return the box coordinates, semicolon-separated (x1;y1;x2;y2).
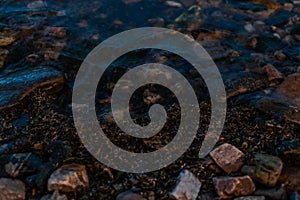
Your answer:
213;176;256;199
210;143;245;173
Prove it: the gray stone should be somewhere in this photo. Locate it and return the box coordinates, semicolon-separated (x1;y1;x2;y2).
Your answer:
210;143;245;173
213;175;256;199
170;170;201;200
48;164;89;192
0;178;25;200
234;196;265;200
116;190;145;200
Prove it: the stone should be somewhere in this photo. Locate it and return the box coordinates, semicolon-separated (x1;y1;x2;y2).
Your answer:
41;191;68;200
170;170;201;200
27;0;47;9
279;167;300;193
165;1;183;8
213;175;256;199
0;66;65;110
262;64;283;81
276;140;300;161
290;192;300;200
210;143;245;173
273;50;286;61
276;73;300;108
0;178;25;200
241;154;283;187
0;153;42;177
234;196;265;200
0;48;9;69
0;37;15;47
116;190;145;200
48;164;89;192
254;187;287;200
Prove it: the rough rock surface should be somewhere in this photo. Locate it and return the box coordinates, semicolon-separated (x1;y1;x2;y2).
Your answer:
47;164;89;192
241;154;283;187
170;170;201;200
0;178;26;200
213;175;256;199
210;143;245;173
0;66;64;110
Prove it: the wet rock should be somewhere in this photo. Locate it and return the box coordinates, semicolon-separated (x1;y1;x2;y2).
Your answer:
213;175;256;199
255;34;283;52
241;154;283;187
276;73;300;108
210;143;245;173
276;140;300;162
266;10;295;26
0;66;65;110
47;164;89;193
0;178;25;200
279;166;300;193
170;170;201;200
254;187;287;200
116;190;145;200
263;64;283;81
234;196;265;200
290;192;300;200
40;191;68;200
0;37;15;47
0;153;42;177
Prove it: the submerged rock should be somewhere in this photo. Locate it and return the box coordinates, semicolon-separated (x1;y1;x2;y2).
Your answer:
210;143;245;173
241;154;283;187
0;178;26;200
47;164;89;193
170;170;201;200
213;175;256;199
0;66;64;110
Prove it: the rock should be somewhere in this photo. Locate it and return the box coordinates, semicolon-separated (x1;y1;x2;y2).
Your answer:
0;66;65;110
241;154;283;187
40;191;68;200
122;0;141;4
26;162;55;189
273;50;286;61
116;190;145;200
213;175;256;199
276;140;300;162
0;178;25;200
27;0;47;9
0;37;15;47
0;153;42;177
276;73;300;108
290;192;300;200
244;24;255;33
254;187;287;200
234;196;265;200
46;140;72;164
47;164;89;193
262;64;283;81
170;170;201;200
279;166;300;193
266;10;295;26
165;1;183;8
209;143;245;173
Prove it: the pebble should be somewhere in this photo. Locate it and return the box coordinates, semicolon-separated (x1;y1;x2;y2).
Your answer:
241;154;283;187
0;153;42;177
273;50;286;61
234;196;265;200
254;187;287;200
165;1;183;8
210;143;245;173
170;170;201;200
47;164;89;193
213;175;256;199
27;0;47;9
0;178;26;200
116;190;145;200
0;37;15;47
244;24;255;33
40;191;68;200
262;64;283;80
